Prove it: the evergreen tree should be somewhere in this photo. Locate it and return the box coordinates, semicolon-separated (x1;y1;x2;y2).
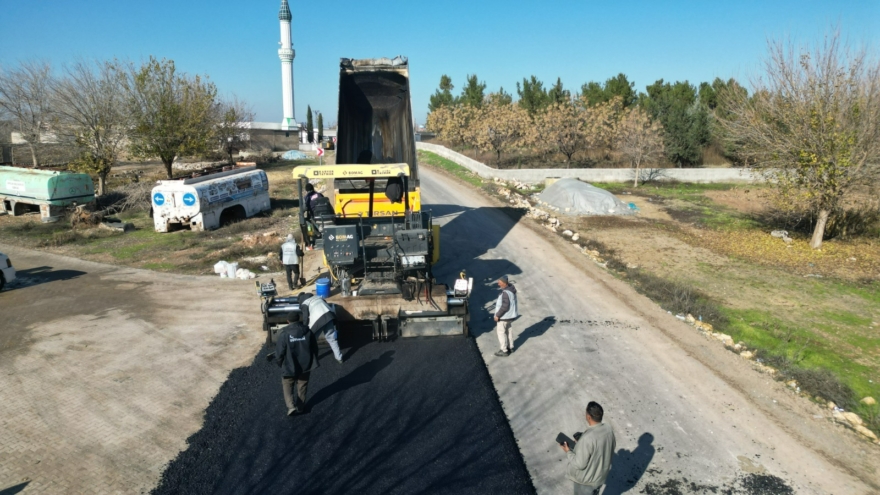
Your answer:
516;75;548;117
639;79;709;167
488;86;513;105
306;105;314;143
547;77;569;104
460;74;487;108
317;112;323;143
428;75;456;112
580;73;636;108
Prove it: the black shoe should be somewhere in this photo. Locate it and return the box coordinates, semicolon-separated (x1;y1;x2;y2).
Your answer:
494;350;509;357
287;408;298;416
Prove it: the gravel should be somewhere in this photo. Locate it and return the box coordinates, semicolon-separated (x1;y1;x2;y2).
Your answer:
152;331;535;495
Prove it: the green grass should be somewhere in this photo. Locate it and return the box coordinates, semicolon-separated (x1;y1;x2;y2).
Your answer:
418;150;483;187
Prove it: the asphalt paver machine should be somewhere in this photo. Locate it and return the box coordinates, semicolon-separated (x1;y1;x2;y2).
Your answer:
291;163;471;339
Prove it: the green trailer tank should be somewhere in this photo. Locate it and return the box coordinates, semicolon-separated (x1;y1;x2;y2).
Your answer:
0;166;95;222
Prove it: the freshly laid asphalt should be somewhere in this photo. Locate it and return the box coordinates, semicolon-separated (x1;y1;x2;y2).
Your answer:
152;330;536;495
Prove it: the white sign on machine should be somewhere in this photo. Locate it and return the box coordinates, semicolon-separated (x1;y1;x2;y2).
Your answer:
5;180;25;192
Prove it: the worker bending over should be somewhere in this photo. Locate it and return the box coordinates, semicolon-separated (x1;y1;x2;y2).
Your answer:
298;292;344;364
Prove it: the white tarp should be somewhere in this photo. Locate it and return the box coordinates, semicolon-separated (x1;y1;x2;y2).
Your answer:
538;178;634;216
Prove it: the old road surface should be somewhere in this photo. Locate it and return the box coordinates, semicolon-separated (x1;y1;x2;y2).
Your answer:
420;166;880;495
4;164;880;495
0;245;264;494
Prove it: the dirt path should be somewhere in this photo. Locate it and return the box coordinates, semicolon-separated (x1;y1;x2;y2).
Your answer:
421;167;878;494
0;245;264;494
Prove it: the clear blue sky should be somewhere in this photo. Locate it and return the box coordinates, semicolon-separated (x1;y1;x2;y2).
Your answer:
1;0;877;127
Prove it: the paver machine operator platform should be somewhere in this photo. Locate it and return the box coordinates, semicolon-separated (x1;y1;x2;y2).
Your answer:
290;163;471;340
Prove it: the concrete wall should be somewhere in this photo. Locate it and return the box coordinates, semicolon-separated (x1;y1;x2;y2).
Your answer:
416;142;763;184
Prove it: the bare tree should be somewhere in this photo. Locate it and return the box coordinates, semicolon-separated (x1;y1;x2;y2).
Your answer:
0;60;54;166
615;107;664;187
215;95;254;164
719;32;880;248
52;60;128;196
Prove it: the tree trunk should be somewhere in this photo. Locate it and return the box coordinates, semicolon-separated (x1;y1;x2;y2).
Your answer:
97;172;107;197
810;209;830;249
633;159;641;188
29;144;38;167
163;158;174;179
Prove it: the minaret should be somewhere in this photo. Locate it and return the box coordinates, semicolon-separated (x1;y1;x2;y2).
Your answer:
278;0;296;130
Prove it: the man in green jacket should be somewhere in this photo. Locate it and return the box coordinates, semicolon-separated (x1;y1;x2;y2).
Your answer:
560;401;616;494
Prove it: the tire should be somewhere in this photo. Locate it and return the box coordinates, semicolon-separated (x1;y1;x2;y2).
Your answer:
0;272;5;292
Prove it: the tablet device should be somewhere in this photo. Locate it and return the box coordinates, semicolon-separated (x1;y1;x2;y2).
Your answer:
556;432;576;448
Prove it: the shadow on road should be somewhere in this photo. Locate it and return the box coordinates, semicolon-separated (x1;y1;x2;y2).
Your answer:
0;482;29;495
513;316;557;350
603;432;656;494
426;204;528;343
12;266;86;288
308;350;395;407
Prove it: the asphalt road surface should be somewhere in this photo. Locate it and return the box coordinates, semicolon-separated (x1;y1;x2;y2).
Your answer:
152;334;534;495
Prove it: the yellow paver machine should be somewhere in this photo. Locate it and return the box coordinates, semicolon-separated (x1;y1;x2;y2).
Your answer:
290;57;471;339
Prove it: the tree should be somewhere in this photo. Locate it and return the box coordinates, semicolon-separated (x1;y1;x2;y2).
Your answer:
121;57;218;179
0;60;54;166
615;107;664;187
516;76;549;117
537;98;619;165
426;104;478;148
580;73;637;108
428;75;457;112
488;87;513;106
306;105;314;143
460;74;486;108
52;59;128;195
317;112;323;143
640;79;709;166
473;100;534;164
547;77;569;105
215;95;254;165
718;33;880;249
537;101;583;163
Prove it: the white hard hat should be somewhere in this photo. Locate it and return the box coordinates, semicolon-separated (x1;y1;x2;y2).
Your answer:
287;234;293;240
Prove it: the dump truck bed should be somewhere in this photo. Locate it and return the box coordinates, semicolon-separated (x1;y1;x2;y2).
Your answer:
336;56;418;186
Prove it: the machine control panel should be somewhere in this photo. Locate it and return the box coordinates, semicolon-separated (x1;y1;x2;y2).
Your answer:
395;229;430;257
323;225;359;264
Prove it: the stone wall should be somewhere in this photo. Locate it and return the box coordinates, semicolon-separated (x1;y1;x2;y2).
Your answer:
416;142;763;184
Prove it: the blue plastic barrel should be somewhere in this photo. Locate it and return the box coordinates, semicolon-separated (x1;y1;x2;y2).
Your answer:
316;278;331;299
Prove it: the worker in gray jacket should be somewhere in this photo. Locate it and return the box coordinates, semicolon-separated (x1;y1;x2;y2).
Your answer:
493;275;518;357
279;234;304;290
560;401;616;494
298;292;344;364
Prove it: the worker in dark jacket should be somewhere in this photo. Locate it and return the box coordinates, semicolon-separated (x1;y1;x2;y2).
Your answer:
302;183;324;250
274;312;320;416
493;275;519;357
299;292;344;364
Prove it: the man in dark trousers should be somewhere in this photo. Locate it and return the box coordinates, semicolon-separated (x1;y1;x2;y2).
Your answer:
493;275;519;357
274;312;320;416
560;401;616;494
279;234;304;290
